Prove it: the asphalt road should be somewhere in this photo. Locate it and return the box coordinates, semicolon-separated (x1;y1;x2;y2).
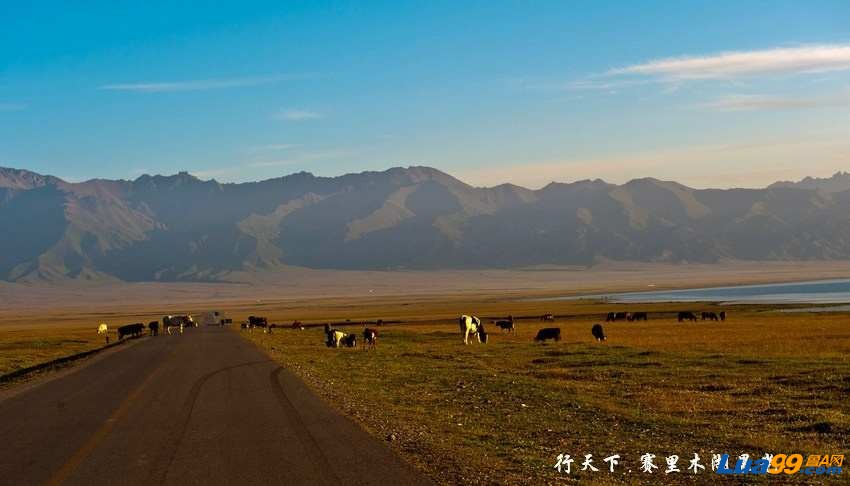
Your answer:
0;326;431;486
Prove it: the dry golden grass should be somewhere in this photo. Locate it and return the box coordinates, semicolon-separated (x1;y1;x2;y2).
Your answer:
2;287;849;484
0;327;107;376
244;301;850;485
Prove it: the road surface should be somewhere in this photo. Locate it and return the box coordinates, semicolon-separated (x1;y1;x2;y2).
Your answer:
0;326;431;486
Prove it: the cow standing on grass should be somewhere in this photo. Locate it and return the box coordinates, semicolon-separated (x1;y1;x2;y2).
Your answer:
97;323;109;344
534;328;561;343
324;324;347;348
494;316;515;333
459;315;487;344
363;328;378;349
591;323;606;341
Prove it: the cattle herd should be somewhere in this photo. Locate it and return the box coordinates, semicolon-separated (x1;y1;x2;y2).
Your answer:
95;315;198;342
96;308;729;349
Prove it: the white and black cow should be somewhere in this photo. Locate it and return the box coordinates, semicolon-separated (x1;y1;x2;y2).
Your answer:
459;315;488;345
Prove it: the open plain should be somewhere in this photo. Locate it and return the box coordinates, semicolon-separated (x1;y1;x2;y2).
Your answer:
1;265;849;484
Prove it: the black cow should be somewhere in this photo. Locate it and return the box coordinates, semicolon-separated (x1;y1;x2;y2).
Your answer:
341;333;357;348
363;328;378;348
148;321;159;336
629;312;648;321
719;311;727;321
118;323;145;340
494;315;515;333
591;323;606;341
248;316;268;328
678;311;698;322
541;314;555;322
534;328;561;342
701;312;719;321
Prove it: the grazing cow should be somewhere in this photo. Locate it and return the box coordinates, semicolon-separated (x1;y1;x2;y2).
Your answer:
678;311;698;322
591;323;606;341
291;320;304;330
719;311;727;321
629;312;648;322
701;312;719;321
606;312;629;322
541;314;555;322
534;327;561;343
606;312;616;322
118;323;145;340
163;316;185;335
363;328;378;348
494;315;515;333
248;316;268;330
459;315;487;345
148;321;159;336
341;333;357;348
324;324;346;348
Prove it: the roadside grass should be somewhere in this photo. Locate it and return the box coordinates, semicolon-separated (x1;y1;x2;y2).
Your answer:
246;307;850;485
0;327;108;376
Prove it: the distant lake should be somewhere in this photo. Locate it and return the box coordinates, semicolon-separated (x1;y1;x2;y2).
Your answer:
601;279;850;305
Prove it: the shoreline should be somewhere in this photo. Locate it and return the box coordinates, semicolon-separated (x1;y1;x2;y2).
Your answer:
3;261;850;315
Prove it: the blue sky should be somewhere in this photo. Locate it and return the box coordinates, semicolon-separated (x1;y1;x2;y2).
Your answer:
2;1;849;188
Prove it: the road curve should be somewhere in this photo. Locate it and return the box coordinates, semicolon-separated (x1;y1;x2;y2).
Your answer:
0;326;431;486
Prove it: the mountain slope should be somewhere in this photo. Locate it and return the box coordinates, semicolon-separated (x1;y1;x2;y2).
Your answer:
1;166;850;281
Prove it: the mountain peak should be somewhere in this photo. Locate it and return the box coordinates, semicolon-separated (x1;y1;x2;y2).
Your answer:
0;166;62;189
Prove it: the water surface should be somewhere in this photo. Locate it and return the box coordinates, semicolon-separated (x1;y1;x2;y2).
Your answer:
574;278;850;305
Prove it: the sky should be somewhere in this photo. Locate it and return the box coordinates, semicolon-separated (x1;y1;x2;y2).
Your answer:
1;1;850;188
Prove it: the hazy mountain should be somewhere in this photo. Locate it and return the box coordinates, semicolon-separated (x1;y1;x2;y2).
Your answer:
770;172;850;194
2;165;850;282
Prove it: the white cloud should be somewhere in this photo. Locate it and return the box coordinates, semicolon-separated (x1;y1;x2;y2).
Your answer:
99;74;302;92
194;149;352;179
274;108;322;121
246;144;301;153
610;44;850;80
700;93;850;112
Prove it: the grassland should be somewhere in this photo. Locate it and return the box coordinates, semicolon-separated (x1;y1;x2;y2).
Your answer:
2;280;849;484
0;327;109;377
243;299;850;485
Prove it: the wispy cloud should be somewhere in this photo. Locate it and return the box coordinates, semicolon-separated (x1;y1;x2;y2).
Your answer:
251;150;350;167
99;74;303;92
274;108;322;121
246;143;301;153
610;44;850;80
0;102;28;111
700;93;850;112
194;149;351;179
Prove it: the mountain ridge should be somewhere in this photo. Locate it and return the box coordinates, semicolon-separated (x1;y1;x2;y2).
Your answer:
2;165;850;282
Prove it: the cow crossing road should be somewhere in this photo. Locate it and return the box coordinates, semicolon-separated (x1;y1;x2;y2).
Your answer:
0;326;431;486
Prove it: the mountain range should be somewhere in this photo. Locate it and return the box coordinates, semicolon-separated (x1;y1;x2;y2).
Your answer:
2;165;850;282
